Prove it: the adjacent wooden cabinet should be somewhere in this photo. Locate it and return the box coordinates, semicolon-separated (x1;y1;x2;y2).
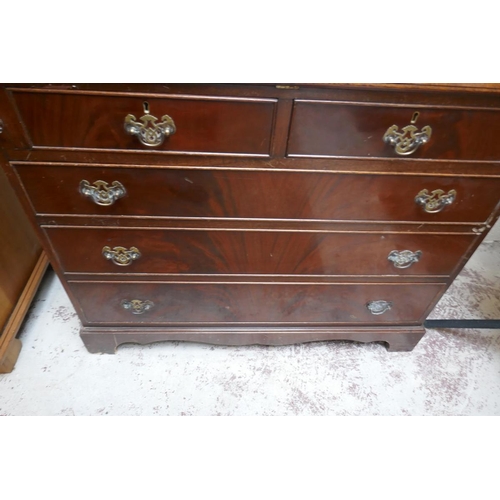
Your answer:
0;163;47;372
1;83;499;353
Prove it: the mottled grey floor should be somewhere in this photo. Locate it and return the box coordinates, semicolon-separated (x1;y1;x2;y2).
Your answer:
1;228;499;416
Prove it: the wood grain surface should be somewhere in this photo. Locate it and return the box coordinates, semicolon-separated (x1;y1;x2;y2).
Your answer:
288;100;500;160
69;281;446;326
44;226;476;277
0;166;41;329
0;160;44;371
2;83;500;353
14;164;500;223
11;90;277;155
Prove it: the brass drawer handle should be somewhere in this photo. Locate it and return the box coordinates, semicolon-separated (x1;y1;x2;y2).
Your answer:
121;299;154;315
124;101;176;147
79;180;126;206
367;300;392;315
415;189;457;213
0;119;3;133
383;112;432;156
102;246;141;266
388;250;422;269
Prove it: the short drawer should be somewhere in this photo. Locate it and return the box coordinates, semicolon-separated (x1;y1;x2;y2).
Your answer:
16;164;500;224
10;90;276;155
288;100;500;161
69;281;446;325
44;227;475;277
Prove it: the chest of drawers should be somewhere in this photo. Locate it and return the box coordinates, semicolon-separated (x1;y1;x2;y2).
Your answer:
1;83;499;353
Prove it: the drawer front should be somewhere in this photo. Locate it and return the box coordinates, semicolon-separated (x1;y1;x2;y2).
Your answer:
69;281;445;325
46;227;475;277
10;91;276;155
16;165;500;223
288;100;500;161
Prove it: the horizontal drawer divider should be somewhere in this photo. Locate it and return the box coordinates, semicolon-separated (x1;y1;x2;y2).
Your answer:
12;160;500;176
10;87;500;110
9;87;279;103
37;215;482;227
64;273;451;284
31;146;272;158
64;272;450;278
293;98;500;112
288;153;500;164
81;325;425;333
67;279;445;286
39;222;483;235
83;320;423;326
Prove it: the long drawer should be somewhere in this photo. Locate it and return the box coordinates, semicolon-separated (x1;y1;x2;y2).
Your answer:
45;227;475;277
288;100;500;160
10;90;276;155
69;281;445;325
15;164;500;223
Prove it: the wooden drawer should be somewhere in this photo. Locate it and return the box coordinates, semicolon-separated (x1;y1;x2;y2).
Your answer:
45;227;475;277
288;100;500;161
69;281;445;325
10;90;276;156
15;164;500;223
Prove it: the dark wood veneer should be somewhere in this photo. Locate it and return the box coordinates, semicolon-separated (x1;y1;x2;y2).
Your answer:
288;101;500;161
44;226;476;277
69;281;445;326
11;91;276;155
80;325;427;353
2;83;500;353
14;164;500;224
0;163;43;372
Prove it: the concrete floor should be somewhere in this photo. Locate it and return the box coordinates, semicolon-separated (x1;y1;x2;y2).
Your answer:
1;225;499;416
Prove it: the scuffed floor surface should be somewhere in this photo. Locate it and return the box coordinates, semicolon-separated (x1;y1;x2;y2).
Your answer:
1;241;499;416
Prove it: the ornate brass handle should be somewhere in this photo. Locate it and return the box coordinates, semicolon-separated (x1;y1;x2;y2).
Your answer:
415;189;457;213
388;250;422;269
102;246;141;266
121;299;154;315
366;300;393;315
79;180;126;206
124;101;176;147
383;112;432;155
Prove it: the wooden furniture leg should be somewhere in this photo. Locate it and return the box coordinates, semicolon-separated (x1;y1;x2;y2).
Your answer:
0;338;22;373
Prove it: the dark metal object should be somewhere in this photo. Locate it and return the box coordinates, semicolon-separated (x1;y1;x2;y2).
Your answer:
424;319;500;329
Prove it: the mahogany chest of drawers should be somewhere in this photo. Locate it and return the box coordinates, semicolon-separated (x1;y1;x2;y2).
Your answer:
1;83;499;353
